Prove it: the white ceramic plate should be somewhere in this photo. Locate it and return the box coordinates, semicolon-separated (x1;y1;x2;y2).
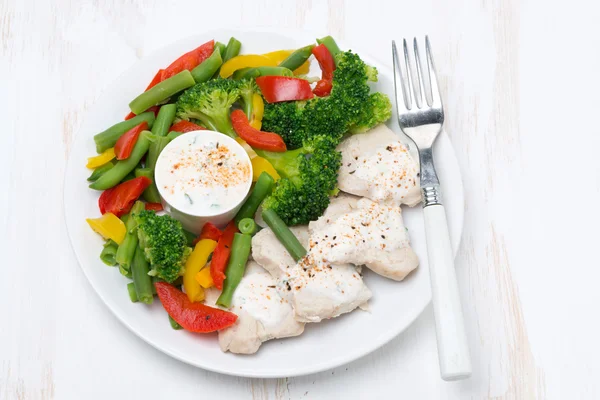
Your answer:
64;29;464;378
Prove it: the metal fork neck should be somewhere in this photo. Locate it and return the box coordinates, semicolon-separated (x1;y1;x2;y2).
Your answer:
419;147;442;207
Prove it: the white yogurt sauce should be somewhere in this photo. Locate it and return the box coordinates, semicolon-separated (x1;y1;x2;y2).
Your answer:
155;131;252;216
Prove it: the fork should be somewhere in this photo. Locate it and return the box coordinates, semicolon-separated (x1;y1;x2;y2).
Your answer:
392;37;471;381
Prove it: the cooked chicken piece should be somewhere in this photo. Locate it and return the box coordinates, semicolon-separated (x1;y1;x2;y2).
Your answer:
284;255;372;323
337;124;421;207
204;262;304;354
308;193;359;233
251;225;310;278
252;224;371;322
308;198;418;281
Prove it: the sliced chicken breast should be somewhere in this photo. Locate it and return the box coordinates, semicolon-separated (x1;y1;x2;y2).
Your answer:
284;255;372;323
337;124;421;207
308;198;418;281
252;224;371;322
205;261;304;354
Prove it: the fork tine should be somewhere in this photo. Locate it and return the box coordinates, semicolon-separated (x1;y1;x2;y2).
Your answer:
402;39;414;109
412;38;426;108
425;36;442;107
392;40;409;112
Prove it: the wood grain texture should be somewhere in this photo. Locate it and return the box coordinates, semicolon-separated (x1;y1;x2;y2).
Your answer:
1;0;599;398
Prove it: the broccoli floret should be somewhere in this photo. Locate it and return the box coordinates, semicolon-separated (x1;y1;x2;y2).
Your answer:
261;51;390;149
256;135;341;225
348;92;392;134
176;79;240;137
237;78;260;119
134;210;192;283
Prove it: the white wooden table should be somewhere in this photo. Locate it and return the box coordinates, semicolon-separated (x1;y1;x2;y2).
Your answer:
2;0;599;398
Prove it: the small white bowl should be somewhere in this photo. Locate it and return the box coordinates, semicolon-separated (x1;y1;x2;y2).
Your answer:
155;130;253;233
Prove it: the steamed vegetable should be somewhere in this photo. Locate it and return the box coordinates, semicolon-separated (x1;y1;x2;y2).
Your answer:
176;78;240;137
94;112;155;153
230;109;286;152
87;147;115;169
261;51;391;148
132;244;154;304
115;201;145;271
100;239;119;266
134;210;192;283
161;40;215;81
87;160;115;182
216;233;252;308
183;239;217;302
90;131;152;190
238;218;257;235
257;135;341;225
234;171;275;223
155;282;238;332
256;76;314;103
262;208;307;261
210;221;238;290
277;44;314;71
86;213;126;244
129;70;196;115
191;47;223;83
114;122;148;160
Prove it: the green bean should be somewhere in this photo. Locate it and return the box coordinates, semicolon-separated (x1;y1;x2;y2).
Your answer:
132;244;154;304
119;264;133;279
127;282;139;303
89;131;152;190
191;47;223;83
93;112;155;153
234;172;275;223
262;208;307;261
147;135;171;171
232;66;293;80
222;37;241;62
166;131;183;141
316;36;341;65
238;218;257;235
129;70;195;115
216;233;252;308
278;44;314;71
100;239;118;266
169;315;183;330
87;161;115;182
116;201;145;269
121;169;137;183
151;104;177;137
214;41;227;57
151;276;161;295
135;168;161;204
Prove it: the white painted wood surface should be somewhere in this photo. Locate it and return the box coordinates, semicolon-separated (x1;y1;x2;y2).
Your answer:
1;0;599;398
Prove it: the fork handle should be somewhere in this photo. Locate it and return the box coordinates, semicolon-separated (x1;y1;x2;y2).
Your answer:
423;201;472;381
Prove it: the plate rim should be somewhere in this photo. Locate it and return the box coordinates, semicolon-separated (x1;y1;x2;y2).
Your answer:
63;27;464;378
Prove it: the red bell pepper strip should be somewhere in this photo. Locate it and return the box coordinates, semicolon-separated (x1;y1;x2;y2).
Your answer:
196;222;222;243
210;221;238;290
124;69;164;120
169;120;206;133
312;44;336;80
312;44;336;97
230;110;287;152
98;176;152;217
161;40;215;81
313;79;333;97
155;282;237;333
114;121;148;160
256;76;314;103
145;202;163;211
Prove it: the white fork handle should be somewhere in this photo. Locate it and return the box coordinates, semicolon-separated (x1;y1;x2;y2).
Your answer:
423;204;472;381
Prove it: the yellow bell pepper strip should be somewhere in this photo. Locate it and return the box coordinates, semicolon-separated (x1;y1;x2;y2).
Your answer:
219;54;275;78
250;93;264;130
86;213;126;244
86;148;115;169
251;156;280;182
195;267;214;289
263;50;310;75
183;239;217;302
